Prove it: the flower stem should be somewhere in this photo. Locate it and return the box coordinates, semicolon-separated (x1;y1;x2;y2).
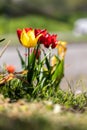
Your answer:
27;43;40;96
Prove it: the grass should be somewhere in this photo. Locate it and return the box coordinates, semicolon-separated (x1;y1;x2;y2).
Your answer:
0;95;87;130
0;14;71;34
1;112;87;130
0;14;87;43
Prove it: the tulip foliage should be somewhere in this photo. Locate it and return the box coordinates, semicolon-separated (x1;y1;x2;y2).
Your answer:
16;28;67;98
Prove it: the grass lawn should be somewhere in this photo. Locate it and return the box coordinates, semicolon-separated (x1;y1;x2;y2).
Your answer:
0;14;87;44
0;14;72;34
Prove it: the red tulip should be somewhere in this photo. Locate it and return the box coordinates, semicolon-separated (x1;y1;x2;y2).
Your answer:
35;29;57;48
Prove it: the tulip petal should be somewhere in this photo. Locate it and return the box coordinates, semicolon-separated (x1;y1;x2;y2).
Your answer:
27;30;37;47
56;41;67;59
20;29;29;47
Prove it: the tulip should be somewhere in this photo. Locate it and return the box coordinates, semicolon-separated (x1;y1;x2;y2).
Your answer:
56;41;67;60
51;56;58;66
17;28;41;48
35;29;57;48
40;33;57;48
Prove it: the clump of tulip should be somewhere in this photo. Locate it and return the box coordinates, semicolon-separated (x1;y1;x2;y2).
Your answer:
16;27;67;97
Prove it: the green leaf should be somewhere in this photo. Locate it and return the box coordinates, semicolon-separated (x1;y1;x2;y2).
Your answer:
17;48;26;69
28;52;35;67
42;49;50;70
52;60;64;83
27;48;37;85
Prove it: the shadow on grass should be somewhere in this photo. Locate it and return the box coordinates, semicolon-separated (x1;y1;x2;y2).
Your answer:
0;114;52;130
0;113;87;130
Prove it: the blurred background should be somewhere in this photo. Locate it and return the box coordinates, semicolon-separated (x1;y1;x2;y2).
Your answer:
0;0;87;78
0;0;87;43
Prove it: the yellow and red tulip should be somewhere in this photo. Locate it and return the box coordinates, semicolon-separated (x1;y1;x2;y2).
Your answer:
17;28;42;48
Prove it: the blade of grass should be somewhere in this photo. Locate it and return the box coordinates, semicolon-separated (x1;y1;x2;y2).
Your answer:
0;40;11;58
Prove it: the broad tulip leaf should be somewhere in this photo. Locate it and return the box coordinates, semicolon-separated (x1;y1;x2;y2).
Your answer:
52;60;64;83
42;49;50;70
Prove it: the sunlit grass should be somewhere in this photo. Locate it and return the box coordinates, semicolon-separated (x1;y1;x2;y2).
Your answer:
0;14;71;34
0;14;87;43
0;14;87;44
